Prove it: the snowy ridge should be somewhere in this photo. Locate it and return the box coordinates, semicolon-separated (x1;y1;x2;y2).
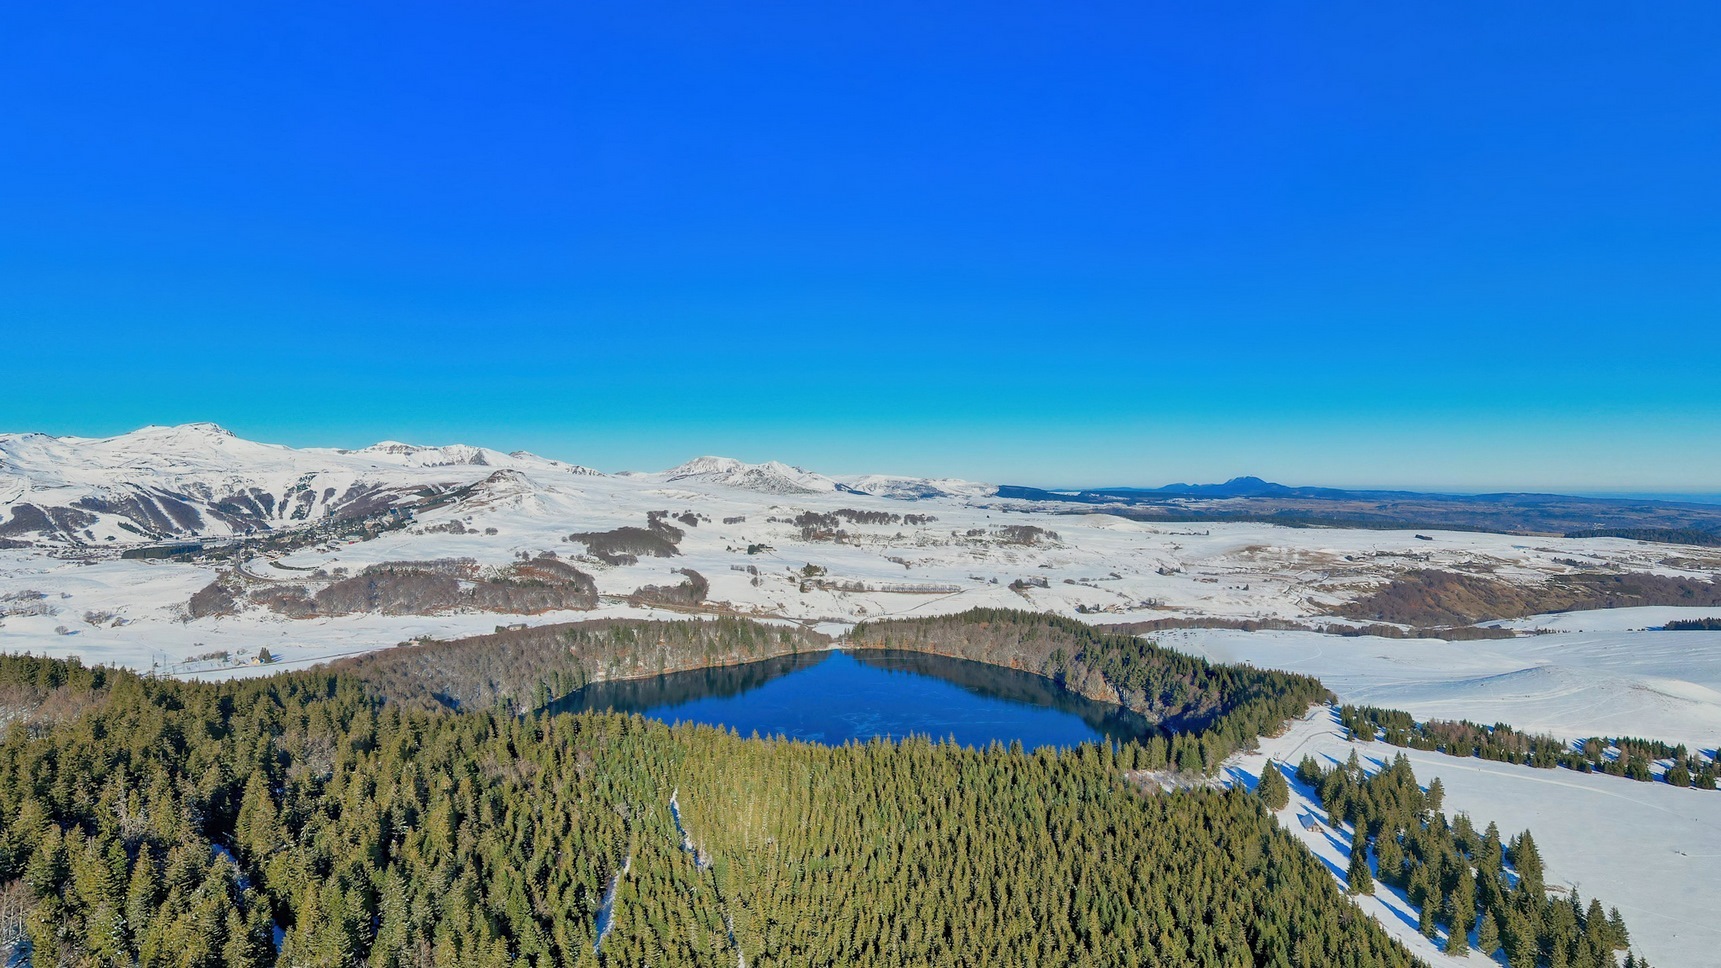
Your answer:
834;473;997;501
0;424;608;544
0;425;989;544
660;456;839;495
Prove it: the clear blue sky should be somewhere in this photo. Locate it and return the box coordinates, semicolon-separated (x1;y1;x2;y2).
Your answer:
3;3;1717;489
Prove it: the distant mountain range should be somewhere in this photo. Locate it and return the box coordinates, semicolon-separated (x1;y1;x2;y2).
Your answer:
3;424;1718;548
994;477;1721;544
0;424;992;547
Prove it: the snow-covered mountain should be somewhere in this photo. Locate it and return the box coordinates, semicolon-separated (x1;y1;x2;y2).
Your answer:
834;473;996;501
0;424;604;545
654;457;997;501
659;456;839;495
0;425;989;546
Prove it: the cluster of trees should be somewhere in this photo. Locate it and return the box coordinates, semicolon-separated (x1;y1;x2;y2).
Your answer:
1297;752;1649;967
333;617;831;714
567;517;684;566
1665;617;1721;631
1339;705;1718;789
1337;568;1721;627
0;649;1434;967
1099;616;1517;641
992;525;1058;546
625;569;709;608
186;579;241;618
1564;527;1721;547
851;609;1332;772
192;555;600;623
784;509;937;542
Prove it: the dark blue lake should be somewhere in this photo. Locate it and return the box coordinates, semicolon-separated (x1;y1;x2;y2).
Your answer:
551;649;1157;749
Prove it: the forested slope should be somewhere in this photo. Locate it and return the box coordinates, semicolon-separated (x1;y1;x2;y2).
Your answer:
0;647;1422;968
332;617;830;714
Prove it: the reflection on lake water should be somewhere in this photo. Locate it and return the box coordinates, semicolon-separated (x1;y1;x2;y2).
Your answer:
549;649;1158;749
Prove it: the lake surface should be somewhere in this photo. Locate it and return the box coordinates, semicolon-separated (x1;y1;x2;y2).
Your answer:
551;649;1157;749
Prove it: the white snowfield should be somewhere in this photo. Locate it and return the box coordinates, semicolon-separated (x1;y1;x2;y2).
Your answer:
1174;619;1721;749
4;424;1720;963
1235;706;1721;968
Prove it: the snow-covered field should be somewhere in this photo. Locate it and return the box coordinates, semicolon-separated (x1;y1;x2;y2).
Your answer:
5;424;1720;963
1172;616;1721;748
1234;706;1721;968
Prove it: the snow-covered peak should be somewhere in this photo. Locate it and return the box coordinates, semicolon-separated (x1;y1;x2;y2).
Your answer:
333;441;603;475
662;456;837;495
834;474;998;501
154;421;234;438
665;456;747;477
2;423;297;479
105;422;242;448
346;441;494;467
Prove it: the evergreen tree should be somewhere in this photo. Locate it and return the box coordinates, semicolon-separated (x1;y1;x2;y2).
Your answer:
1476;910;1502;956
1347;840;1374;896
1510;830;1545;896
1296;754;1323;786
1376;833;1405;888
1258;762;1289;811
1609;906;1631;950
1443;887;1472;955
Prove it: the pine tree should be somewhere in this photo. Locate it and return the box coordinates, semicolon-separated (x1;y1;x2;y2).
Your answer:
1476;910;1502;955
1375;833;1404;888
1346;840;1374;896
1480;821;1504;873
125;846;160;940
235;769;280;862
1509;830;1545;896
1505;914;1538;968
1296;754;1322;786
1258;763;1289;811
1443;888;1472;955
1608;906;1630;950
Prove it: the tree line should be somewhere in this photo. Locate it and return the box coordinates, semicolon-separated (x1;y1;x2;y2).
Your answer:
1338;704;1718;790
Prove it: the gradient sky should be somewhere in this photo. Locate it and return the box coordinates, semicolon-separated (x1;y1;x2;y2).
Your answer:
3;3;1717;489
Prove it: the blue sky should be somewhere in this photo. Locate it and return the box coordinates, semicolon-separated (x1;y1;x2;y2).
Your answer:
3;3;1717;489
